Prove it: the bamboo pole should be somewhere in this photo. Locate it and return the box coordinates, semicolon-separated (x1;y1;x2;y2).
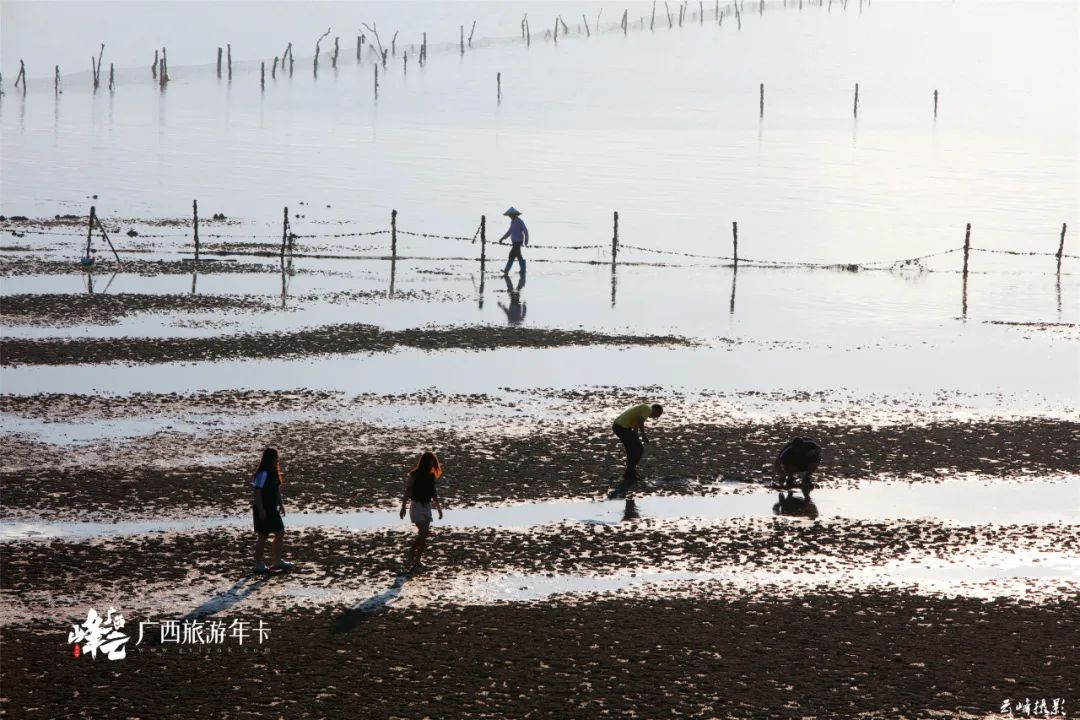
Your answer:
651;0;657;29
583;13;591;36
468;21;476;47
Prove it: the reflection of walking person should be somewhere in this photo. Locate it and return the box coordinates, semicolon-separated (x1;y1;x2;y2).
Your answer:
252;447;293;573
399;451;444;571
612;403;663;482
498;273;527;325
499;206;528;275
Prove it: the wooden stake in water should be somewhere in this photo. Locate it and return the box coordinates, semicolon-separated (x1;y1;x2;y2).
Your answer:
665;2;673;27
422;33;428;64
526;19;531;46
732;221;739;266
962;223;971;276
193;200;200;262
159;48;169;87
109;63;114;91
217;47;222;77
260;61;265;89
622;9;628;34
357;35;362;62
460;25;465;55
314;28;330;76
1057;223;1067;271
55;66;60;95
391;210;398;258
651;0;657;30
497;72;502;102
391;31;399;57
759;83;764;117
374;64;379;98
612;211;620;264
15;60;26;92
933;89;939;118
853;83;859;117
93;44;104;91
227;44;232;81
582;13;591;36
281;207;290;259
333;37;340;68
480;215;487;266
272;56;279;78
468;21;476;47
554;17;559;43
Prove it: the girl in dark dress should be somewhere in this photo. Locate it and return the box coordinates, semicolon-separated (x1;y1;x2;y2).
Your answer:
252;447;293;572
399;451;444;570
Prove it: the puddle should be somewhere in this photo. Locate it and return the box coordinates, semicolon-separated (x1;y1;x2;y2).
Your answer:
3;477;1076;542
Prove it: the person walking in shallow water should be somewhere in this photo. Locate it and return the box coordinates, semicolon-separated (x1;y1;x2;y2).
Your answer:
498;206;529;275
252;447;293;573
612;403;663;483
400;451;444;571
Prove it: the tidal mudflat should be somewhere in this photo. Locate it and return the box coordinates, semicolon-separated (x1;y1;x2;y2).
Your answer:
2;0;1078;717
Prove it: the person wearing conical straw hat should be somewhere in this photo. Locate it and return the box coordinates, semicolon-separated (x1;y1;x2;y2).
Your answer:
498;206;529;275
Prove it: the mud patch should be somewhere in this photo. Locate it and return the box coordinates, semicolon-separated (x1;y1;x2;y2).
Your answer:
0;324;695;366
1;293;279;326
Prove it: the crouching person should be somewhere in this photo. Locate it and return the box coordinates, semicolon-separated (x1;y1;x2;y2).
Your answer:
774;437;821;496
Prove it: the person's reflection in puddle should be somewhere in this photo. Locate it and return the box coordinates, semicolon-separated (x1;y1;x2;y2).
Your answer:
772;490;820;519
497;273;527;325
621;497;640;522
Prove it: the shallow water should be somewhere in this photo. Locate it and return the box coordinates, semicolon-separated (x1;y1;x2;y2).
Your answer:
3;477;1076;541
3;1;1077;262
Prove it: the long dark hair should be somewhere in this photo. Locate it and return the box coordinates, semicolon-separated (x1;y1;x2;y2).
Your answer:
410;451;442;480
256;447;280;477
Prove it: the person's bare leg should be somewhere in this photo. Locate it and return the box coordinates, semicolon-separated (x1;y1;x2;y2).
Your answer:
414;526;430;566
254;534;268;566
270;532;284;565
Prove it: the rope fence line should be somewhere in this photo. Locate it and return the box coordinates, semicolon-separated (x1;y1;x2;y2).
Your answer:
3;208;1073;277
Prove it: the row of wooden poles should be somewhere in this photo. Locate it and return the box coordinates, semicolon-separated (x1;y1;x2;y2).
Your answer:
94;202;1066;278
3;0;865;97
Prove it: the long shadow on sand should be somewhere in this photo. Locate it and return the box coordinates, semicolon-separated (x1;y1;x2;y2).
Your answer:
331;573;411;633
183;575;273;620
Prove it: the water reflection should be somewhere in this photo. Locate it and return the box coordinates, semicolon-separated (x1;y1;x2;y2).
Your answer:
772;490;820;519
498;273;527;325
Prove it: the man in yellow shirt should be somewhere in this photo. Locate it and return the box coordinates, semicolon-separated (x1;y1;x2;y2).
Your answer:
612;403;663;483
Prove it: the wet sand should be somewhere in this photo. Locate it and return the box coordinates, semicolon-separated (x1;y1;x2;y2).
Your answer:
1;413;1076;519
2;589;1075;719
